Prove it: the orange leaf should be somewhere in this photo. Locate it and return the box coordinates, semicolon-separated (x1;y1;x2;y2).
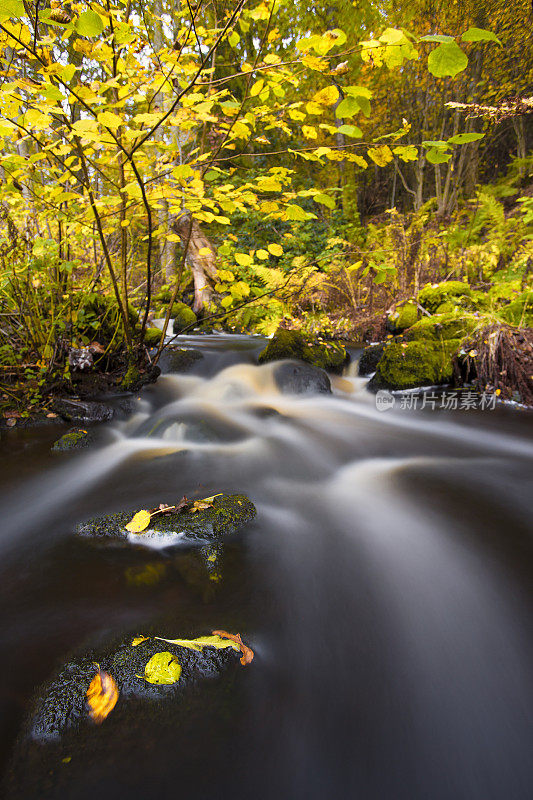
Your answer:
87;668;119;724
212;629;254;666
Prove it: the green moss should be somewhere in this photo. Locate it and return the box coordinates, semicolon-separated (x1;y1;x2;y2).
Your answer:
77;493;256;541
388;301;418;333
170;302;197;331
370;338;461;391
154;286;172;303
404;313;478;342
258;328;347;372
51;428;92;452
144;327;163;347
120;362;141;390
497;289;533;327
418;281;472;313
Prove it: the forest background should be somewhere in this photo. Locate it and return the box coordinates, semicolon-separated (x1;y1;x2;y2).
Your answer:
0;0;531;412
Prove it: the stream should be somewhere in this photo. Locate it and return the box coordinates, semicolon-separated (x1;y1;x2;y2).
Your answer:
0;333;532;799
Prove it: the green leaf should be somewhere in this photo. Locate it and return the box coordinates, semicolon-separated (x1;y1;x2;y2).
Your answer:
337;124;362;138
393;145;418;162
313;193;336;209
420;34;454;43
142;652;182;685
447;132;485;145
426;147;452;164
0;0;24;23
155;635;240;653
335;95;371;119
284;204;307;221
76;10;104;38
428;41;468;78
461;27;501;45
228;30;240;47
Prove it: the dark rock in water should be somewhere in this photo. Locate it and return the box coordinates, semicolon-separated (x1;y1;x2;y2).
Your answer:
51;428;96;452
258;328;348;372
76;493;256;545
24;633;241;742
358;343;386;376
274;362;331;395
158;346;203;374
52;398;114;423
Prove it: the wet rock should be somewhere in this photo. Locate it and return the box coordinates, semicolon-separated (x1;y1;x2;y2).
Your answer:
274;362;331;395
24;633;241;742
51;428;96;452
358;343;386;376
258;328;348;372
158;347;204;374
76;493;256;545
52;398;115;424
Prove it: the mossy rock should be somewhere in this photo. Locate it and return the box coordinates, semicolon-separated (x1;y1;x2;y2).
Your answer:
497;289;533;327
387;301;418;333
76;493;256;544
258;328;348;373
417;281;472;313
170;302;197;332
368;339;461;392
403;313;478;342
23;632;242;742
153;286;172;304
143;327;163;347
51;428;95;452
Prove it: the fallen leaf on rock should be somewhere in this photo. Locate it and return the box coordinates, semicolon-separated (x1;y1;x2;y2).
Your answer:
125;509;151;533
154;634;240;653
87;668;119;723
190;493;223;513
131;635;150;646
142;652;182;685
212;630;254;665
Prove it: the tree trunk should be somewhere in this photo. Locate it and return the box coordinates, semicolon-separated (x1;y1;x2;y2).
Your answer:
173;214;217;312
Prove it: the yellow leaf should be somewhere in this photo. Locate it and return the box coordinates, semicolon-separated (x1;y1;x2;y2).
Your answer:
302;125;318;140
312;85;339;105
198;246;212;256
131;635;150;646
155;634;240;653
250;78;264;97
97;111;122;130
87;669;119;724
142;652;182;685
125;509;151;533
367;145;394;167
256;249;269;260
268;243;283;257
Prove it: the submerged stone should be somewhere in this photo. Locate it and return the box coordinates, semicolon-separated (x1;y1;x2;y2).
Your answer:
51;428;95;452
76;493;256;544
158;346;204;374
274;362;331;395
258;328;348;373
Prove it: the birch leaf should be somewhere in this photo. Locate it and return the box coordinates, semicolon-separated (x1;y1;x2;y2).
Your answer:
125;509;151;533
143;652;182;685
87;669;119;723
154;635;240;653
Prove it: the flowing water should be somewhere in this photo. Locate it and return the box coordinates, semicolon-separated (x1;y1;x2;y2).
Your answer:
1;334;532;799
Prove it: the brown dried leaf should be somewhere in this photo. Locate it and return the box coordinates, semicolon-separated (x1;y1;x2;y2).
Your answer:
212;630;254;666
87;669;119;724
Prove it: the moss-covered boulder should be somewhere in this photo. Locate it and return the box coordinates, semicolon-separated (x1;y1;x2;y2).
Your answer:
170;302;197;332
387;301;418;333
258;328;348;373
368;339;461;392
76;493;256;544
418;281;472;313
403;313;478;342
23;632;243;742
51;428;95;452
143;327;163;347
